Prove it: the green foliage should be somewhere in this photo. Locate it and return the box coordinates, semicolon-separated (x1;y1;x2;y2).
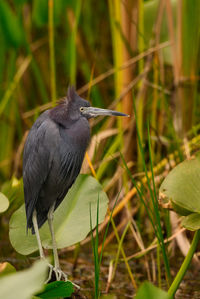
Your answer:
68;0;82;85
181;0;200;76
143;0;177;64
90;188;120;298
90;197;100;299
1;177;24;207
32;0;66;27
0;262;16;277
168;230;200;298
159;157;200;297
9;174;108;255
0;0;24;48
0;261;74;299
160;155;200;230
122;102;171;284
135;281;170;299
182;214;200;231
36;281;74;298
0;260;47;299
0;192;9;213
1;0;200;297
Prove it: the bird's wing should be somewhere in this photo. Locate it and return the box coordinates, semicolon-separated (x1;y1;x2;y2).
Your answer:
54;146;85;205
23;112;59;228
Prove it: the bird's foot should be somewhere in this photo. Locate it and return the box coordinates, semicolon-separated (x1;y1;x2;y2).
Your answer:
45;262;80;289
45;263;67;282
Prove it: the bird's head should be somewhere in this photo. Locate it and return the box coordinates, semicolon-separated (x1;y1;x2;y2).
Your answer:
66;86;129;120
50;86;129;126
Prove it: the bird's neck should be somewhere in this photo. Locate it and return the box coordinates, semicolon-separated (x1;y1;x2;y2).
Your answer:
49;106;78;128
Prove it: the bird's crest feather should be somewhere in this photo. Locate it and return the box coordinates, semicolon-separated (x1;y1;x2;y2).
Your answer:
67;86;77;103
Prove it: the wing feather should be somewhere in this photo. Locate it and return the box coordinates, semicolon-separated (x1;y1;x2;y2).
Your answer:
23;112;89;232
23;112;58;229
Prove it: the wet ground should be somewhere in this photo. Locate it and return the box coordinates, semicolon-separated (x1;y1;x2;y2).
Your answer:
175;259;200;299
59;244;200;298
2;235;200;298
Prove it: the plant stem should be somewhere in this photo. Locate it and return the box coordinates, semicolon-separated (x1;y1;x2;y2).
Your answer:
168;229;200;298
111;217;137;289
112;220;131;282
48;0;56;105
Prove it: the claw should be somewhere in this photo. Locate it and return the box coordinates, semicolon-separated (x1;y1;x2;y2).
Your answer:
53;267;68;281
43;260;80;289
44;263;54;283
45;263;68;283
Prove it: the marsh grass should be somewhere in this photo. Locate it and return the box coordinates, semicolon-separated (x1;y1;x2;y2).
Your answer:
120;98;171;285
89;192;121;298
1;1;200;298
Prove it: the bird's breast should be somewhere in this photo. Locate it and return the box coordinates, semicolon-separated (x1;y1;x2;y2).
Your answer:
60;117;90;151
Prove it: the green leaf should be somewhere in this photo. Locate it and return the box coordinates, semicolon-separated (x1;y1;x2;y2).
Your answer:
135;282;170;299
0;260;47;299
9;174;108;255
0;0;24;48
159;156;200;215
36;281;74;298
14;0;30;5
0;262;16;277
181;213;200;231
32;0;48;26
33;0;67;27
0;192;9;213
1;177;24;206
181;1;200;77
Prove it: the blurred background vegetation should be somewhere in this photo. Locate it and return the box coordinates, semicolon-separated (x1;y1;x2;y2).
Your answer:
1;0;200;297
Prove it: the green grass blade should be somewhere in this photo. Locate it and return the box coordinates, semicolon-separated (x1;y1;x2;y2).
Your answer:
147;120;171;283
48;0;56;105
99;188;122;265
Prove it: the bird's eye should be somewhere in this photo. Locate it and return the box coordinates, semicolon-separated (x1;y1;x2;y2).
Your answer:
80;107;84;112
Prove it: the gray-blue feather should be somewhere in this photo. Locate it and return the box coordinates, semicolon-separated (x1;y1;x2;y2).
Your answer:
23;87;90;233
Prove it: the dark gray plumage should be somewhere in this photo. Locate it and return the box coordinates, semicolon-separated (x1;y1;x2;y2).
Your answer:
23;86;128;282
23;87;91;232
23;86;128;233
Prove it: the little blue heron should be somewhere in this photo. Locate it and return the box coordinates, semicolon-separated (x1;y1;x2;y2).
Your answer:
23;86;128;281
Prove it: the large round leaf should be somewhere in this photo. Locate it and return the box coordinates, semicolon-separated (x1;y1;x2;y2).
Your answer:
9;174;108;255
0;260;47;299
181;213;200;231
0;192;9;213
159;156;200;215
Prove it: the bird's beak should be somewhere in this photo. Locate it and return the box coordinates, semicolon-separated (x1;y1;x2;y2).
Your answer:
82;107;129;118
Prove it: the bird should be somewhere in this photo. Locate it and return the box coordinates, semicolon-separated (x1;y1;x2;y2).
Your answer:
23;86;128;282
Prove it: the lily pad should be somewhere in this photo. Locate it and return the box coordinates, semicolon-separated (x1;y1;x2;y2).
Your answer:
0;260;47;299
181;213;200;231
0;192;9;213
9;174;108;255
135;281;170;299
159;156;200;216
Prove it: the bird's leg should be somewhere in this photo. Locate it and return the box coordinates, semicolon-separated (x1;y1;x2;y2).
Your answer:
32;210;56;283
47;204;68;282
47;205;60;269
32;210;45;259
